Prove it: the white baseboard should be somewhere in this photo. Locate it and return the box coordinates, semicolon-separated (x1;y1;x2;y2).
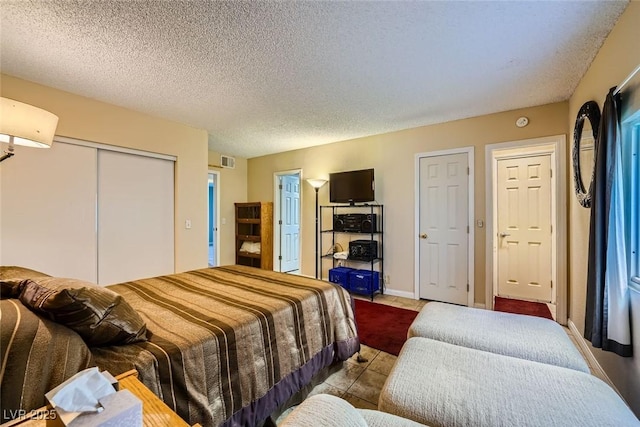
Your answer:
375;294;488;306
567;318;619;394
384;289;416;299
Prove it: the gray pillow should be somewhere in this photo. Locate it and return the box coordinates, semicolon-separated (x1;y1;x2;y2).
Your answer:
19;277;147;347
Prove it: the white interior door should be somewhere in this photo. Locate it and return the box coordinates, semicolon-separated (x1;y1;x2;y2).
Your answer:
208;171;219;268
496;155;552;302
418;153;469;305
279;174;300;272
97;150;175;285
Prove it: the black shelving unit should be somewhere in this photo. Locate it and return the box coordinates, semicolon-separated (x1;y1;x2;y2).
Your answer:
319;204;384;300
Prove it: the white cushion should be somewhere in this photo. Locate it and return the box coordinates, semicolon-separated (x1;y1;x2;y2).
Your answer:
280;394;428;427
407;302;589;372
360;409;426;427
280;394;368;427
379;337;640;427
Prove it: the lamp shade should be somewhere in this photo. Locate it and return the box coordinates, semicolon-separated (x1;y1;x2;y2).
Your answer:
306;178;328;189
0;97;58;148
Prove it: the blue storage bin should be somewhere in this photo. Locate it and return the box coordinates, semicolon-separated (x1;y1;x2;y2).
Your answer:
329;267;354;290
348;270;380;295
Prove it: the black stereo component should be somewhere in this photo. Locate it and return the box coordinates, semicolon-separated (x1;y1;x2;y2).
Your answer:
349;240;378;261
333;214;377;233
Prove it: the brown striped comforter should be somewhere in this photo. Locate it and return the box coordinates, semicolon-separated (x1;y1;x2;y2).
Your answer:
0;299;94;423
91;265;359;427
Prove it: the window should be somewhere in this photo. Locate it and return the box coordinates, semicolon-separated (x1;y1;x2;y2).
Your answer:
624;113;640;292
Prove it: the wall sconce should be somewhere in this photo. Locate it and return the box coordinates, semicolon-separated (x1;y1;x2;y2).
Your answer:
0;97;59;162
306;178;328;279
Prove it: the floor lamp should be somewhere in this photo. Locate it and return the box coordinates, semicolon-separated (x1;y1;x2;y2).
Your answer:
307;178;327;279
0;97;58;162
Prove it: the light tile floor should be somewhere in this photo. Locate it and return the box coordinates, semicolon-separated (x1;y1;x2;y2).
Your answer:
277;293;597;423
276;294;424;423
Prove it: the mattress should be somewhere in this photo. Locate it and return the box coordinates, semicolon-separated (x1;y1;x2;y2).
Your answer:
91;265;359;426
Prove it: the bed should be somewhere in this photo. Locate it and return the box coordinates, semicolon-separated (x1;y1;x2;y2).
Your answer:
0;298;95;422
0;265;360;427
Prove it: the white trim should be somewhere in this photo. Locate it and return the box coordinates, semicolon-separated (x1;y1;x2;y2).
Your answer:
485;135;567;325
273;169;303;272
208;170;221;267
55;136;176;161
384;289;416;299
623;113;640;294
567;319;621;396
414;146;475;307
633;123;639;285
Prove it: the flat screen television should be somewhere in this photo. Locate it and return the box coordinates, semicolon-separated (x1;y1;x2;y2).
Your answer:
329;168;375;204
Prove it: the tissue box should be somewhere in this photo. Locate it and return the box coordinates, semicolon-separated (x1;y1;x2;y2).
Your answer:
47;390;142;427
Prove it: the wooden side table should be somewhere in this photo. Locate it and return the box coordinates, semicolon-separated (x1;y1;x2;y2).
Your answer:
1;370;200;427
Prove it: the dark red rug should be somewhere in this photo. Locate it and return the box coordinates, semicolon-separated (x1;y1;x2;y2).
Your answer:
494;296;553;320
354;299;418;356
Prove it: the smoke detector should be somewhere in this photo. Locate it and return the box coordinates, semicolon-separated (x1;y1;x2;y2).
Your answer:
516;117;529;128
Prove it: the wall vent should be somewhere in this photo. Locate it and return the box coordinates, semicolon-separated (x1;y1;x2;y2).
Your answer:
221;155;235;169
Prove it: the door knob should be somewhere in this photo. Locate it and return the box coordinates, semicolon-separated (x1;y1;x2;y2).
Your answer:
499;232;511;238
419;233;428;239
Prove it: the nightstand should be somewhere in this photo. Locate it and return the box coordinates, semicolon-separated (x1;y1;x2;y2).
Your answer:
0;370;200;427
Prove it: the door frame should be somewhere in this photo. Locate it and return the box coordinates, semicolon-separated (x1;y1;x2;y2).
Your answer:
208;169;221;268
485;135;567;324
273;169;303;272
414;147;475;307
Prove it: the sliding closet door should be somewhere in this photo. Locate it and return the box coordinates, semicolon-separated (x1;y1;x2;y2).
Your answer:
97;150;174;285
0;142;98;282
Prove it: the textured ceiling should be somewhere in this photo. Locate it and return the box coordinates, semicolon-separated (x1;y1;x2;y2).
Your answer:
0;1;628;158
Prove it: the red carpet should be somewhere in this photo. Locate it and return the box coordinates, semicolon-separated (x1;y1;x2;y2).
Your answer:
354;299;418;356
494;296;553;320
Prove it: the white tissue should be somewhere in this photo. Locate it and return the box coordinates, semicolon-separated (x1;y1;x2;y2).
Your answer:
45;367;116;425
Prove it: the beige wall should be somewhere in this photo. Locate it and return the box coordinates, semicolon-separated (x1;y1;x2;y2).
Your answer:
249;102;568;302
1;74;209;272
207;151;248;266
568;2;640;414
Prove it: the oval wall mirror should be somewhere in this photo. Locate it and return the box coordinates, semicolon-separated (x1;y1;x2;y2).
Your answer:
572;100;600;208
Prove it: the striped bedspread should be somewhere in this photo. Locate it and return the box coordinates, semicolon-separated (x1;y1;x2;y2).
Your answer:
0;299;94;423
91;265;359;427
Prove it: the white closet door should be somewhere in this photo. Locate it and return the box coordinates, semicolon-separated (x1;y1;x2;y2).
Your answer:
97;150;174;285
0;143;98;282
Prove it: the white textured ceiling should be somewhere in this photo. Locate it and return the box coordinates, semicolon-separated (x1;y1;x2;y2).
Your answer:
0;1;628;158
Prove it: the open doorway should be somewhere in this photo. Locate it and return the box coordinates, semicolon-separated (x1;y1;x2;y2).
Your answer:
273;170;302;273
208;170;220;267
